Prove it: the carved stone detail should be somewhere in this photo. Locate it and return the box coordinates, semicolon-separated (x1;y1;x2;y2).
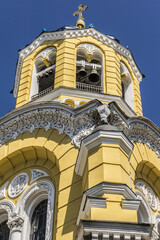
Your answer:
35;47;56;59
8;173;28;198
109;103;160;158
146;187;157;211
135;182;145;194
16;180;54;240
7;217;24;233
0;182;9;199
0;200;15;221
30;169;49;183
78;43;101;53
0;104;99;149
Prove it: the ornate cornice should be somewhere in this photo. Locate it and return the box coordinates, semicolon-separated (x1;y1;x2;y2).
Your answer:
109;102;160;157
0;100;100;148
14;27;142;97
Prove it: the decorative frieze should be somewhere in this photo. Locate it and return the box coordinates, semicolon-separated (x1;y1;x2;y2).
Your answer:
109;102;160;158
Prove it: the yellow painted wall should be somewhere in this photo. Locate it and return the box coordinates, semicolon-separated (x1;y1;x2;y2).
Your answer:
15;36;142;115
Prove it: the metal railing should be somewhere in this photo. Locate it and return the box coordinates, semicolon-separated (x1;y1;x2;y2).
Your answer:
76;82;103;93
31;86;54;101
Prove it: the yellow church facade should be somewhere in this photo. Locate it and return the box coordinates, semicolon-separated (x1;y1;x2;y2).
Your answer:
0;7;160;240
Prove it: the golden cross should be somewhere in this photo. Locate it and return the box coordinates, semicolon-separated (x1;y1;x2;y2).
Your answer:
73;4;88;21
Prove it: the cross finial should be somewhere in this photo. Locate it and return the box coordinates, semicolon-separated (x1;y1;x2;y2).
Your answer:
73;4;88;28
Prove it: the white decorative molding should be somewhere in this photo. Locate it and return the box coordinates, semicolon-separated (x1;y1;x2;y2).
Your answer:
0;101;99;149
0;200;15;221
14;28;143;98
30;169;49;183
109;102;160;158
77;220;150;240
75;129;133;176
146;187;157;211
35;47;56;59
84;196;106;216
78;43;101;53
7;216;24;233
122;199;140;210
77;182;137;225
135;189;153;224
0;181;9;199
16;180;54;240
8;173;29;198
135;181;145;194
33;86;136;117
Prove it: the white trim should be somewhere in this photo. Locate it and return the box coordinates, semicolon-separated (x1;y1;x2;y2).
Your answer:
122;199;140;210
14;28;143;97
32;87;136;117
8;173;29;199
0;200;15;221
76;182;137;225
84;197;106;216
0;181;9;199
30;169;49;183
75;129;133;176
135;189;153;224
16;180;54;240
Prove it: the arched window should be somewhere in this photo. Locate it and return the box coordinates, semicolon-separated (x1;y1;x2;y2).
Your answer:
76;43;103;93
17;180;55;240
30;199;48;240
30;47;56;101
120;62;134;110
0;209;10;240
0;220;10;240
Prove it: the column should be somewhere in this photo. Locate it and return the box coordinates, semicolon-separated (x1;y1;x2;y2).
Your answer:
7;217;24;240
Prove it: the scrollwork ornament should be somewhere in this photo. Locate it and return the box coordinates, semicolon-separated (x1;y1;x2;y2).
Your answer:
8;173;28;198
146;187;157;211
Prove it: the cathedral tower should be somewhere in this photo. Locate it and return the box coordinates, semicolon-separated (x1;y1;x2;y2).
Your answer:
0;5;160;240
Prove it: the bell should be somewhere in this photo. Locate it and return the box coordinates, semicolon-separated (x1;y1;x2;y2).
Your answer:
88;69;100;83
78;67;87;78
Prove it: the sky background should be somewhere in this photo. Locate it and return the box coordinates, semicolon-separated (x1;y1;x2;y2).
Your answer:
0;0;159;127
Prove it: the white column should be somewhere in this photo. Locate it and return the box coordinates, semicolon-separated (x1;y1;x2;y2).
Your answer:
8;217;24;240
92;232;99;240
103;233;110;240
113;233;120;240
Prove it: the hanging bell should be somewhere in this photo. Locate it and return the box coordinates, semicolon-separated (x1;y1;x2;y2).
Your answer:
88;69;100;83
78;67;87;78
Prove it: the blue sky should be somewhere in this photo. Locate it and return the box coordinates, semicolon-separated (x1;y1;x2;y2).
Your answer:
0;0;159;127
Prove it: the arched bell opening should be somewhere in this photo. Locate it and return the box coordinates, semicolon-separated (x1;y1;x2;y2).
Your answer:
30;47;56;101
76;44;103;94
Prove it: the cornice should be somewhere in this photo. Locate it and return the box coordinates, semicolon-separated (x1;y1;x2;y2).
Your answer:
109;102;160;157
0;100;159;159
76;182;137;225
14;27;142;97
0;100;100;148
75;128;134;176
33;86;136;117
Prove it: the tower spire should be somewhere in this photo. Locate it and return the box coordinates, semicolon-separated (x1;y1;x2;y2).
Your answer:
73;4;88;28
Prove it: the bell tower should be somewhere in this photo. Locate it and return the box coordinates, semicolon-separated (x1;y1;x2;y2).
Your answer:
0;5;160;240
14;4;142;116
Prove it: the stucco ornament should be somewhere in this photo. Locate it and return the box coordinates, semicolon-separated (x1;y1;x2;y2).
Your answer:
0;182;9;199
8;173;29;198
30;169;49;183
78;43;101;53
109;102;160;158
135;181;145;194
146;187;157;211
